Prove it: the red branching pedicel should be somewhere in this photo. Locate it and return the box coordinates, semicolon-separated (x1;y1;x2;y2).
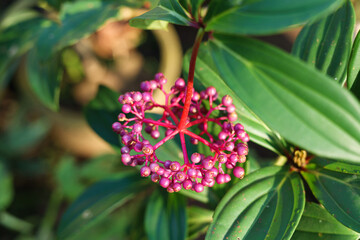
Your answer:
112;73;250;193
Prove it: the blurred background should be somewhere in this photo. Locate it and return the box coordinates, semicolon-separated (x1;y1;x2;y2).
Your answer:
0;0;359;239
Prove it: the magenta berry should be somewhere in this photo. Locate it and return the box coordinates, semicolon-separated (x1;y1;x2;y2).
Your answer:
233;167;245;179
113;73;249;192
140;166;151;177
159;177;170;188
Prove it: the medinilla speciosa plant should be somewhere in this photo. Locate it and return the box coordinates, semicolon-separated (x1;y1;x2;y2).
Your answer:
48;0;360;239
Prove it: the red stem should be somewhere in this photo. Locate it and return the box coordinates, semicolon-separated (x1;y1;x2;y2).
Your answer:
178;29;205;129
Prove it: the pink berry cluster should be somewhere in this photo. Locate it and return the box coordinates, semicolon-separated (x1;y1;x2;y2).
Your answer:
112;73;249;193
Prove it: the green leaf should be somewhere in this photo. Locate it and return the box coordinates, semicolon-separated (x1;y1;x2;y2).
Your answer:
184;49;285;154
84;85;122;150
129;0;191;30
292;0;355;83
179;0;205;21
206;166;305;240
78;154;122;181
204;0;345;35
292;202;360;240
57;171;149;239
204;34;360;163
187;206;212;240
301;168;360;232
0;17;49;91
145;190;187;240
26;48;63;111
308;157;360;175
0;161;13;210
55;156;84;200
36;1;121;60
348;29;360;90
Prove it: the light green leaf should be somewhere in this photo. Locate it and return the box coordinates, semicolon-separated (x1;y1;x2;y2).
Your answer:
204;34;360;163
347;28;360;91
308;157;360;175
145;190;187;240
130;0;191;30
301;168;360;232
292;0;355;83
206;166;305;240
57;171;149;239
184;49;286;154
205;0;345;35
27;48;63;111
187;206;212;240
292;202;360;240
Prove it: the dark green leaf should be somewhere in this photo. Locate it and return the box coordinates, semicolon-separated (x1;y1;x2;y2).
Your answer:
130;0;191;30
205;0;345;35
36;1;122;60
78;154;122;181
0;17;49;91
206;166;305;240
187;206;212;240
308;157;360;175
179;0;205;21
27;48;63;111
348;29;360;90
57;171;149;239
292;202;360;240
0;161;13;210
145;190;187;240
178;187;209;204
184;49;286;154
292;0;355;83
301;168;360;232
203;34;360;163
84;85;122;150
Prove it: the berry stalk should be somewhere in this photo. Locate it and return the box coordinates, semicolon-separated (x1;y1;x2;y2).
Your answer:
178;29;205;129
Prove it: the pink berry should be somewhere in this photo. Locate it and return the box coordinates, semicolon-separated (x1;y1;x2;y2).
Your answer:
194;183;204;193
159;177;170;188
233;167;245;179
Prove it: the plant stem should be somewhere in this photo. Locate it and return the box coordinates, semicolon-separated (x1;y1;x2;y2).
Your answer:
178;29;205;129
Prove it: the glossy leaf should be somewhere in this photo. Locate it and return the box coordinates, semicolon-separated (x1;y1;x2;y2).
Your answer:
0;17;48;91
348;17;360;89
206;166;305;240
84;85;122;150
57;171;149;239
27;49;63;111
184;49;285;154
308;157;360;175
203;34;360;163
292;0;355;83
301;168;360;232
145;190;187;240
36;1;121;60
0;161;13;210
205;0;345;35
130;0;191;30
187;206;212;240
292;202;360;240
179;0;205;21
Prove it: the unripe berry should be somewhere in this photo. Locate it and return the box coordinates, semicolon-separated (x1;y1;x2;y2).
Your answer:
140;166;151;177
151;173;160;182
222;95;233;106
202;158;215;170
233;167;245;179
132;92;142;102
187;168;197;178
167;186;174;193
228;112;238;122
142;144;154;155
191;153;201;163
217;154;227;164
121;154;132;165
175;171;186;182
224;174;231;183
159;177;170;188
173;182;182;192
225;142;235;151
118;113;126;121
150;163;160;173
112;122;122;133
216;174;226;184
206;86;216;97
132;123;142;133
122;104;131;113
157;167;165;175
194;183;204;193
175;78;185;89
151;129;160;139
170;161;181;171
182;180;192;190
